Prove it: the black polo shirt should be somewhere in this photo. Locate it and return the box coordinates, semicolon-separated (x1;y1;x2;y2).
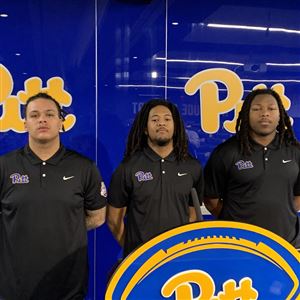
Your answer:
204;135;300;245
108;147;203;257
0;145;106;300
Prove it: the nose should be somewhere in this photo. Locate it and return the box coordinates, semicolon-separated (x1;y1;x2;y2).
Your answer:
261;108;270;117
38;114;47;123
158;119;166;126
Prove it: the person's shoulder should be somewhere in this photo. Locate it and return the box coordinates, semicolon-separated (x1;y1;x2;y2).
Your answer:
286;141;300;154
122;151;144;165
112;151;144;176
63;148;95;165
183;154;202;167
0;147;24;160
212;135;238;154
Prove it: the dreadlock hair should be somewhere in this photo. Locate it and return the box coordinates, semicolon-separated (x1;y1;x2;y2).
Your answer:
124;99;189;161
24;92;67;131
235;88;300;156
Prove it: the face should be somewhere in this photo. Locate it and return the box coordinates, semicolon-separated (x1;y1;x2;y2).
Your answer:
249;94;280;139
24;98;62;144
146;105;175;147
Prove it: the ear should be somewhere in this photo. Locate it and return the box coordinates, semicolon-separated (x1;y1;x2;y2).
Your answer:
24;120;28;132
144;128;148;136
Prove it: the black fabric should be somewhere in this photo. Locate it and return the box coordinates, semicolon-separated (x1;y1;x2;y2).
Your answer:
204;135;300;245
108;147;203;257
0;145;106;300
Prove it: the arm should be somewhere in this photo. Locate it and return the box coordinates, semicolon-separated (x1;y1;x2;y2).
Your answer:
294;195;300;212
203;197;223;218
189;206;197;222
106;204;127;247
86;206;106;230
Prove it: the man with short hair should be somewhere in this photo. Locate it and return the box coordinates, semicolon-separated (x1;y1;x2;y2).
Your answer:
107;99;203;257
0;92;106;300
204;88;300;249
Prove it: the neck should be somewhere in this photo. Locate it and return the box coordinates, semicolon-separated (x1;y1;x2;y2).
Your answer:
250;132;276;146
147;141;173;158
28;138;60;160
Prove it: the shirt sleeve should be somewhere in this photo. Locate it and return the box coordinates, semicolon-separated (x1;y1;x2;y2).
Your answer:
204;148;227;199
83;162;107;210
108;163;130;208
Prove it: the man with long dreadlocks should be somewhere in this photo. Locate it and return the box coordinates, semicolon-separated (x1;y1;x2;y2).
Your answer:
0;93;106;299
204;88;300;249
107;99;203;257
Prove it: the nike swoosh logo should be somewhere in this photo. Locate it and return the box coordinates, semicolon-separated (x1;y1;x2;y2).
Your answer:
178;172;188;177
282;160;292;164
63;176;75;181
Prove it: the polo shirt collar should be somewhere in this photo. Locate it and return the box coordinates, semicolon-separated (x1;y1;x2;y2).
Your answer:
144;146;176;162
250;134;280;151
24;144;66;165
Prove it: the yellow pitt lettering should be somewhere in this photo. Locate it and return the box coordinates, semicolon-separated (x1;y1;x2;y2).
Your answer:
0;64;76;132
185;69;292;134
161;270;216;300
185;68;243;134
0;65;24;132
161;270;259;300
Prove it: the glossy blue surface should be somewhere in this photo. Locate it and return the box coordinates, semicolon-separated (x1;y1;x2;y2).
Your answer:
0;1;300;299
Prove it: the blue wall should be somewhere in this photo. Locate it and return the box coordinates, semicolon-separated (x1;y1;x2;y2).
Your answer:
1;1;300;299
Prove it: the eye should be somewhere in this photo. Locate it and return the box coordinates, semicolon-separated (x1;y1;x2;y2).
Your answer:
29;113;38;118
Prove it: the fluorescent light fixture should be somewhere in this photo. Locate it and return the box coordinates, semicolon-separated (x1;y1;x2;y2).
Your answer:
0;13;8;17
242;79;300;83
155;57;243;66
207;23;267;31
151;71;158;78
172;22;179;26
207;23;300;35
117;84;184;90
269;27;300;34
266;62;300;66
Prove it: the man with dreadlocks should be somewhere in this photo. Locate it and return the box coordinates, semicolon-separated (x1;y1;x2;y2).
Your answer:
107;99;203;257
0;93;106;299
204;88;300;249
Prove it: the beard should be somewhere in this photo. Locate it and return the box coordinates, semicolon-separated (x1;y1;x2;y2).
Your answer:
149;136;172;147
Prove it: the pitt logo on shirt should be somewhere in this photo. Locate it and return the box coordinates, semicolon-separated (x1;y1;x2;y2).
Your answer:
10;173;30;184
135;171;153;182
235;160;254;170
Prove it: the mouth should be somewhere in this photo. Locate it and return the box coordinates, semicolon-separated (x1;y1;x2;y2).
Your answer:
157;128;168;133
259;119;271;125
37;127;49;131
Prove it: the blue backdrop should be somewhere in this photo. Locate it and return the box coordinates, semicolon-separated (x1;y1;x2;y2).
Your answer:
0;0;299;299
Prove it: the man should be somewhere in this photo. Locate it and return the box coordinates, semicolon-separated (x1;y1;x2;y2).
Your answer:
204;88;300;249
0;93;106;300
107;99;203;257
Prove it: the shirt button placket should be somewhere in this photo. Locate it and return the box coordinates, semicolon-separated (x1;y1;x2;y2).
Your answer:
263;147;269;169
161;159;165;175
161;159;166;198
41;161;47;188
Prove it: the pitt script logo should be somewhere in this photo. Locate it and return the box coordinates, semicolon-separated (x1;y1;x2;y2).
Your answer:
10;173;30;184
235;160;254;170
135;171;154;182
0;64;76;133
